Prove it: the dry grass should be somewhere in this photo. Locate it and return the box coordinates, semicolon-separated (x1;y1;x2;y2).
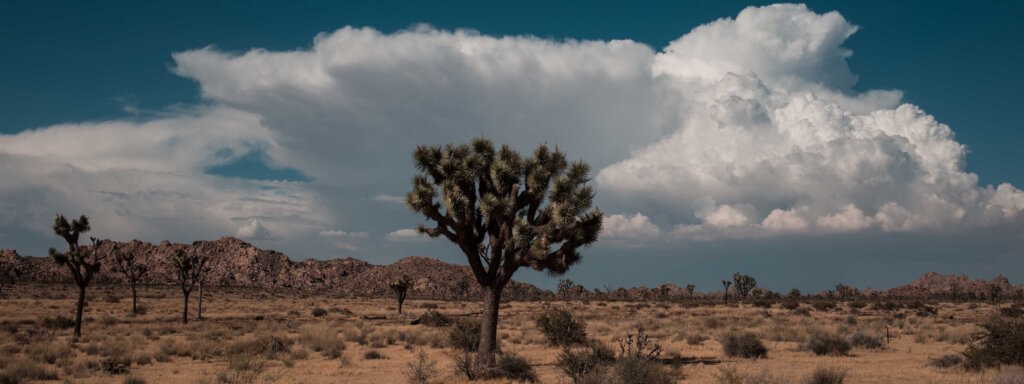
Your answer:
0;282;1017;383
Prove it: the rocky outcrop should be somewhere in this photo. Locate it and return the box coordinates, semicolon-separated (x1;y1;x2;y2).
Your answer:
2;237;550;300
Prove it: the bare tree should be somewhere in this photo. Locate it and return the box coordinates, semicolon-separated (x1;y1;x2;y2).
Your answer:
112;245;148;315
404;139;602;367
389;274;413;315
49;214;106;338
173;249;206;324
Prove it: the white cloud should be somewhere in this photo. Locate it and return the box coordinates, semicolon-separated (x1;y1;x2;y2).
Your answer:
319;230;369;238
332;242;359;251
0;3;1020;257
235;218;273;240
386;228;427;242
603;213;661;240
596;4;1024;239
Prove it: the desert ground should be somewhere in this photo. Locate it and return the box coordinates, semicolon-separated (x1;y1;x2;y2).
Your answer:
0;283;1020;384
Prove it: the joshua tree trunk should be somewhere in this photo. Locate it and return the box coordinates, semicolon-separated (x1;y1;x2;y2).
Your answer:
182;291;190;324
397;294;403;315
197;282;203;320
477;283;504;367
130;281;138;314
74;284;86;338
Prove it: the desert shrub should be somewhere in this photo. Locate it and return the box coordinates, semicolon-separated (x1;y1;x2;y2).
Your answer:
780;301;800;310
615;326;662;360
686;334;709;346
608;357;673;384
421;303;438;310
41;315;75;330
404;350;437;384
746;369;785;384
850;332;884;350
122;376;146;384
847;301;866;309
226;333;290;360
927;354;963;368
752;300;774;309
871;301;898;312
1001;305;1024;318
993;367;1024;384
363;350;385;360
490;352;537;383
963;316;1024;370
792;307;811;316
101;356;130;374
0;357;58;384
804;366;846;384
416;310;450;327
721;332;767;359
557;342;616;383
535;307;587;347
448;318;481;352
311;307;327;318
27;341;73;364
805;332;851;356
812;301;836;311
298;324;344;359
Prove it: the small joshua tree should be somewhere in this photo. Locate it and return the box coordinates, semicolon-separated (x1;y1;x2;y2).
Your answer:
389;274;412;315
685;284;696;299
196;247;213;321
732;273;757;302
455;276;472;302
173;249;206;324
0;253;21;296
405;138;602;367
49;214;106;338
112;246;147;315
558;278;576;301
722;280;732;305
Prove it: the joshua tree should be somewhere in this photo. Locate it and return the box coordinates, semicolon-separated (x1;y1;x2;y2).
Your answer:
112;246;147;315
788;288;802;300
685;284;695;299
732;273;757;301
557;278;576;301
195;249;213;321
455;276;472;302
0;253;20;296
722;280;732;304
49;214;106;338
173;249;206;324
404;138;602;367
389;274;413;315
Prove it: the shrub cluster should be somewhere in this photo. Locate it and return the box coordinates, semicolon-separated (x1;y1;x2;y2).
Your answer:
849;332;884;350
963;316;1024;370
536;306;587;347
721;332;767;359
448;318;481;352
805;332;851;356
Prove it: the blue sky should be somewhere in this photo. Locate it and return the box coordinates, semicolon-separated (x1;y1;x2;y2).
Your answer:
1;1;1021;292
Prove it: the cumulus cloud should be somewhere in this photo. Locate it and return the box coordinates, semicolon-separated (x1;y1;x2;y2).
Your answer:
603;213;662;240
597;4;1024;239
385;229;427;242
235;218;273;240
0;3;1020;258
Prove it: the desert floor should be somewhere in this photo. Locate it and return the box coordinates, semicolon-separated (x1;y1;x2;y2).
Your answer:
0;283;1018;383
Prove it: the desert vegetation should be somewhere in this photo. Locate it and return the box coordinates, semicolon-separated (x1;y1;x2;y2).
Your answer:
1;281;1022;383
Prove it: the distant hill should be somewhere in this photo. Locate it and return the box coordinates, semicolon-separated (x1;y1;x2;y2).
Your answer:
0;237;547;300
2;238;1020;301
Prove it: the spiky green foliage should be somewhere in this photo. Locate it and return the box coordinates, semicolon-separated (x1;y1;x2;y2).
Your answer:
112;246;148;314
733;273;757;301
407;138;602;281
405;138;602;365
389;274;413;314
48;214;105;337
173;249;207;324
